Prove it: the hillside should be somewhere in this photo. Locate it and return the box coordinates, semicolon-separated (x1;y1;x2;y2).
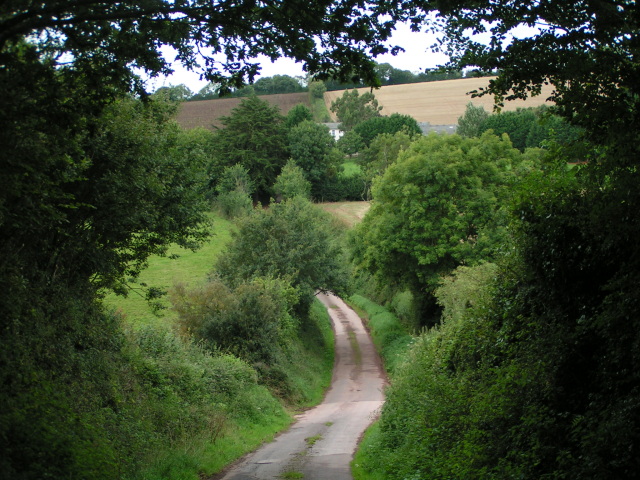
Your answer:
176;78;554;130
324;77;554;125
176;92;311;129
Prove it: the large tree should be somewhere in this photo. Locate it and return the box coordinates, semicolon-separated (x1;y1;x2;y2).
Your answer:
351;132;532;323
215;95;289;201
288;120;337;198
330;89;383;131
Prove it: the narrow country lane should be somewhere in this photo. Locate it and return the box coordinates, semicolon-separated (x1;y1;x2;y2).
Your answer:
214;292;386;480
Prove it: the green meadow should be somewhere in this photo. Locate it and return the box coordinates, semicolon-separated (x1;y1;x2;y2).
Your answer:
105;213;234;328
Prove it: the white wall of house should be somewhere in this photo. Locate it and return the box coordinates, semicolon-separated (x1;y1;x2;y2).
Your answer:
323;122;344;141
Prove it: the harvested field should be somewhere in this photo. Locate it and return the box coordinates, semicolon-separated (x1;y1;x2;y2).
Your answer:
177;92;310;130
324;77;555;125
317;201;370;228
176;78;555;131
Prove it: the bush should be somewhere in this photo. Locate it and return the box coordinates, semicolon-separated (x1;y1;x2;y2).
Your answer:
272;159;311;201
337;130;364;155
285;103;313;129
215;190;253;219
171;277;297;364
457;104;584;151
215;197;349;304
214;164;254;219
356;263;501;479
353;113;421;147
308;80;326;100
389;290;420;331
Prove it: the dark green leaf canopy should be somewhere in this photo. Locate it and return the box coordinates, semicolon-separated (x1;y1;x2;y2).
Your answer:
215;95;289;201
1;0;407;93
411;0;640;145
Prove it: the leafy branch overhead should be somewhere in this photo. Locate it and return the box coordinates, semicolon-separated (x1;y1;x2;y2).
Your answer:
419;0;640;145
1;0;408;93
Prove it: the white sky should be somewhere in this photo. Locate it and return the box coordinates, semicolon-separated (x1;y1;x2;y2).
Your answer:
147;22;449;94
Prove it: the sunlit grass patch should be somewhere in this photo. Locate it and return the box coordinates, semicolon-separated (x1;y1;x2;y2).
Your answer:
105;213;234;328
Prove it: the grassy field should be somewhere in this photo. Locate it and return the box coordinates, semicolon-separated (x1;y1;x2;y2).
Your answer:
324;77;554;125
105;213;235;328
317;201;370;228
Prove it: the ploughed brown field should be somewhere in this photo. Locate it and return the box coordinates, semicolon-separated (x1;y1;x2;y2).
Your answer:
324;77;555;125
175;77;554;130
176;92;311;130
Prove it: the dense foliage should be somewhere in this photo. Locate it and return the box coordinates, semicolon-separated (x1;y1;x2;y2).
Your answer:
288;120;338;198
285;103;314;129
1;1;409;93
2;1;415;476
353;113;422;147
358;130;414;192
355;1;640;479
173;198;344;400
330;89;383;131
351;132;537;324
457;104;583;151
214;164;255;219
216;197;349;307
273;159;313;201
215;95;289;201
0;73;212;477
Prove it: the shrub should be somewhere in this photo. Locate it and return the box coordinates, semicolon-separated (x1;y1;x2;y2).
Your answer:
285;104;313;129
215;190;253;219
214;164;254;219
353;113;421;147
337;130;364;155
359;263;501;479
308;80;326;99
272;159;311;201
171;277;297;364
215;197;349;304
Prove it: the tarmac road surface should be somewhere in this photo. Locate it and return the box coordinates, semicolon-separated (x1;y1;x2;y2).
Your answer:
214;292;386;480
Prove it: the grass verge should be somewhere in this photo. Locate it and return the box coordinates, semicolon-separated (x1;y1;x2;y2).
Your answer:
352;422;386;480
347;294;415;480
128;298;335;480
348;294;414;376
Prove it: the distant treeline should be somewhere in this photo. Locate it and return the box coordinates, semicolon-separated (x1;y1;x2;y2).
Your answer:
156;64;491;102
